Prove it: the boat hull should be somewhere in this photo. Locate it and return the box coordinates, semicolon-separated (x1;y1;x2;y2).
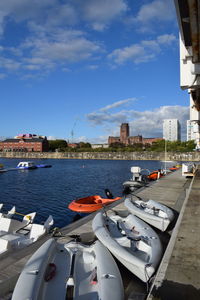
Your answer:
92;212;162;282
12;239;124;300
68;195;121;213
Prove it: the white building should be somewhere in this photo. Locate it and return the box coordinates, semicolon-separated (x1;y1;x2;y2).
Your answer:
187;120;198;141
91;144;109;149
163;119;181;141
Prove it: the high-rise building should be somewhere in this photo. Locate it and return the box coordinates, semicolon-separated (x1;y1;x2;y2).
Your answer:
120;123;129;144
163;119;181;141
187;120;195;141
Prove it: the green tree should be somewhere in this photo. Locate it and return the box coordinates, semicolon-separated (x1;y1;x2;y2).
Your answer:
48;139;68;152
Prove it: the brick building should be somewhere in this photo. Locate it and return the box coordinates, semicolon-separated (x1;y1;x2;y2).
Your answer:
108;123;162;146
0;135;49;152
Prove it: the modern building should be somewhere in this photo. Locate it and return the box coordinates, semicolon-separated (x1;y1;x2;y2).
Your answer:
163;119;181;141
187;120;196;141
108;123;162;146
0;134;49;152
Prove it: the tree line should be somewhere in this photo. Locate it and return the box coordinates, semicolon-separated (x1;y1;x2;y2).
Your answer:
48;139;196;152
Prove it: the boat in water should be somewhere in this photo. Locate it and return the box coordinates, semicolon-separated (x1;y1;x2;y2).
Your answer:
0;205;54;256
123;166;149;193
16;161;37;170
68;189;121;213
124;195;174;231
12;238;124;300
35;164;52;168
92;211;162;283
147;170;165;181
16;161;52;170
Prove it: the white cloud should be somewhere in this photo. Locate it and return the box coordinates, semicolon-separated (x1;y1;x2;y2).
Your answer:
74;0;128;31
47;136;57;140
108;34;177;66
87;105;189;140
0;28;103;75
100;98;136;112
0;0;177;78
135;0;174;23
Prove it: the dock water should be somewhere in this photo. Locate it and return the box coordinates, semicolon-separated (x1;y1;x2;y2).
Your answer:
0;168;199;299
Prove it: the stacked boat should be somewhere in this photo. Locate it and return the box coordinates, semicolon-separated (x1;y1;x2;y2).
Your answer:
0;204;54;256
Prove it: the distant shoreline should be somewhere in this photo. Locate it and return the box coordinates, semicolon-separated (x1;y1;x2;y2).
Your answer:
0;151;199;161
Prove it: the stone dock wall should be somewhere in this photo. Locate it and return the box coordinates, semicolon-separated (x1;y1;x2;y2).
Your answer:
0;151;199;161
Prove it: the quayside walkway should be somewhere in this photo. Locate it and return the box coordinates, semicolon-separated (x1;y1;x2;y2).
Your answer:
147;167;200;300
0;168;198;299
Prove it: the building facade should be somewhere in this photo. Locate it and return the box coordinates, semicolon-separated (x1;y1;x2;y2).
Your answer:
187;120;196;141
108;123;162;146
0;135;49;152
163;119;181;141
120;123;129;145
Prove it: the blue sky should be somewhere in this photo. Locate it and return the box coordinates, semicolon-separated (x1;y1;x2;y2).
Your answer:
0;0;189;143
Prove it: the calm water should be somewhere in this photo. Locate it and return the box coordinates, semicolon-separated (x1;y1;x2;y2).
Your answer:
0;158;173;228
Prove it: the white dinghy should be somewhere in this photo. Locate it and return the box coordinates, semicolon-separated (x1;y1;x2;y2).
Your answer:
92;211;162;283
12;238;124;300
124;195;174;231
0;207;54;255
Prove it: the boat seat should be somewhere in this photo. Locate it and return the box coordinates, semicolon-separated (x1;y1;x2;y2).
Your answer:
29;224;45;241
118;220;141;241
0;239;9;254
0;218;12;232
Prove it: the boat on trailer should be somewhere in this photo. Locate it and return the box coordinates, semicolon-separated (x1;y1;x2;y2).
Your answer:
12;238;124;300
124;195;174;231
92;211;162;283
0;205;54;256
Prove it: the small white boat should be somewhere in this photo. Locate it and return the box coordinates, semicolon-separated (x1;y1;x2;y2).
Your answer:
124;195;174;231
16;161;37;169
0;206;54;255
12;238;124;300
92;211;162;283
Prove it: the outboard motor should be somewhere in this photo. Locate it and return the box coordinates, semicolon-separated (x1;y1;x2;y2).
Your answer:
104;189;114;199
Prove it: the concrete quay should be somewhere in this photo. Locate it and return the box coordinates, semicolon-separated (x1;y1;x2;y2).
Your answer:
0;168;198;299
147;168;200;300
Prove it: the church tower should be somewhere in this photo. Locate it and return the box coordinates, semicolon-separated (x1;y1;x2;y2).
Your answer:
120;123;129;144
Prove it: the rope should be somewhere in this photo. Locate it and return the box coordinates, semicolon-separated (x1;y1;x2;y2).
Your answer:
14;212;32;220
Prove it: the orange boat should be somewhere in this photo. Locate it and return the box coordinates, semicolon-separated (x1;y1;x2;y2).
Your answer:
169;166;179;171
68;194;121;213
148;170;164;181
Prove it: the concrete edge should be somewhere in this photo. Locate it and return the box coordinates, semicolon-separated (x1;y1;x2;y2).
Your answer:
146;175;195;299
